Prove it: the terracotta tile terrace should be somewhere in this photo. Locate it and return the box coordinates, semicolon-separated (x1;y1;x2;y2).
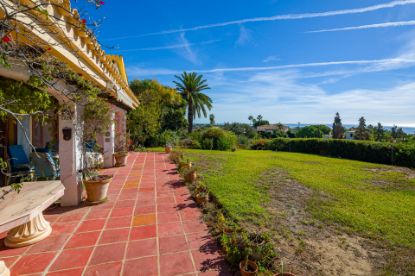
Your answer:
0;152;231;276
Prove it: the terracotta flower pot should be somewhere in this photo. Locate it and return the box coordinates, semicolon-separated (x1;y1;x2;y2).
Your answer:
184;171;197;183
165;146;172;153
194;193;208;205
114;152;128;167
84;175;113;204
239;260;258;276
178;162;192;171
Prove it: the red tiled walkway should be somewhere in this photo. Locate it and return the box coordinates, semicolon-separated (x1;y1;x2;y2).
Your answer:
0;152;231;276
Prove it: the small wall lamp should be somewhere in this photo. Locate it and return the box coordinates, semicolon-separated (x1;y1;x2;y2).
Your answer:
62;127;72;141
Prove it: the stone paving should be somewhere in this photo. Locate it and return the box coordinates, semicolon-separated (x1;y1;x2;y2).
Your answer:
0;152;231;275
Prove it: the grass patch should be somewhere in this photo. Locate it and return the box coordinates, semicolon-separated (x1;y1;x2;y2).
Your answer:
183;149;415;248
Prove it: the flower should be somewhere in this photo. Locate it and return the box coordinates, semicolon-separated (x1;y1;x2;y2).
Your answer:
1;36;11;43
81;19;87;25
99;1;104;4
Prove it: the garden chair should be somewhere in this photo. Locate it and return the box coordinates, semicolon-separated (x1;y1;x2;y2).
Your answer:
30;151;60;180
6;145;35;184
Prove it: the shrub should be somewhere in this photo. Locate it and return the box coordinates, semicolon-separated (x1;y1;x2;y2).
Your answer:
237;135;250;148
250;139;271;150
263;138;415;167
201;138;214;150
168;151;183;164
180;138;201;149
200;127;237;151
158;130;180;146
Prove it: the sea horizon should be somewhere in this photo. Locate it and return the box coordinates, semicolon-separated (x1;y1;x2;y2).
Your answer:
197;122;415;134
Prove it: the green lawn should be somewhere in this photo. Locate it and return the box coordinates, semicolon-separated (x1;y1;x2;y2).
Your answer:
182;149;415;248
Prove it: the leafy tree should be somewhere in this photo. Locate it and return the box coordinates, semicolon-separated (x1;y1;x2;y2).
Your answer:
273;130;288;138
161;109;187;131
248;115;255;126
332;112;345;139
296;125;331;138
209;114;215;126
374;122;385;141
222;123;257;139
391;125;406;141
128;80;184;146
354;116;370;140
248;114;270;128
173;72;212;133
396;128;405;139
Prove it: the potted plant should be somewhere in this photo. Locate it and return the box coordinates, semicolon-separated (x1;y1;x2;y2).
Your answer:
114;132;128;167
184;167;197;183
239;246;258;276
165;143;173;153
169;151;183;164
193;182;209;205
178;159;192;171
82;95;113;204
83;170;113;204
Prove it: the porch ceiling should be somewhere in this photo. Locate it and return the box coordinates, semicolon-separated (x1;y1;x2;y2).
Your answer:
1;0;139;110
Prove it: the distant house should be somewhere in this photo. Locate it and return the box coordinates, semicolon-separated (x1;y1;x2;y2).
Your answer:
256;124;289;134
345;130;356;140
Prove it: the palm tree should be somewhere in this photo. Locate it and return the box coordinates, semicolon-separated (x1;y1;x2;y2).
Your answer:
174;72;212;132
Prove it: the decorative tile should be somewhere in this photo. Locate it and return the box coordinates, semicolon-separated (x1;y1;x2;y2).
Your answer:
89;243;126;265
50;248;93;271
126;239;157;259
123;256;158;276
160;251;195;276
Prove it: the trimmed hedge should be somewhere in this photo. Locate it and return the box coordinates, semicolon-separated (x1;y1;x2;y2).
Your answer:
255;138;415;167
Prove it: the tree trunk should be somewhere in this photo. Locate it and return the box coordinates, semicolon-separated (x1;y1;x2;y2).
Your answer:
188;99;193;133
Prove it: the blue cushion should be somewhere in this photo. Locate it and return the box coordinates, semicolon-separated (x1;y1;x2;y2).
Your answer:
8;145;30;170
85;140;96;152
31;152;59;179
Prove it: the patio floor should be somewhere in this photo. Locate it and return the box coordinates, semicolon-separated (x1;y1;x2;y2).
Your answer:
0;152;231;276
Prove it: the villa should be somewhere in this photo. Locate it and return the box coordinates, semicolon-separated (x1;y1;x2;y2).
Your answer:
0;0;138;205
0;1;224;275
1;1;413;276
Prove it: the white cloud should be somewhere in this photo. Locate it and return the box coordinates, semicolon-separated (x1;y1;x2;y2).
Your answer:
105;0;415;40
236;25;252;46
207;71;415;126
263;55;280;63
308;20;415;33
128;58;415;77
117;40;219;52
127;67;180;77
176;33;199;64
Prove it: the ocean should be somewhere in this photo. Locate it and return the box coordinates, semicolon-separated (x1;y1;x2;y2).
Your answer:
285;124;415;135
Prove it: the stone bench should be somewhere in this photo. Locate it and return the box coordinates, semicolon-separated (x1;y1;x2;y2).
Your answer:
0;181;65;275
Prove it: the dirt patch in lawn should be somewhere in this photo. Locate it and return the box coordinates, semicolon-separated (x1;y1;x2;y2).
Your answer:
367;167;415;191
254;168;404;276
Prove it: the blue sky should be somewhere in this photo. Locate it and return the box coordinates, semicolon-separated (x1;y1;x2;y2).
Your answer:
79;0;415;126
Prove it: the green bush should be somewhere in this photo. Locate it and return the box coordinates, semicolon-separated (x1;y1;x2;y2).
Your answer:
201;127;237;151
180;138;201;149
158;130;180;146
250;139;271;150
237;135;250;147
262;138;415;167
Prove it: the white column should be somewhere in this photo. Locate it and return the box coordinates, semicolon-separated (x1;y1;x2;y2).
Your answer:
59;103;83;206
103;110;115;168
17;116;32;156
